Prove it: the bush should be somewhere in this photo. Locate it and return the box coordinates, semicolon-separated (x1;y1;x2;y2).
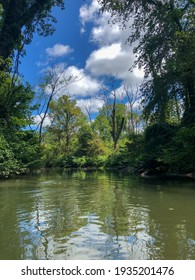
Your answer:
0;134;25;178
144;123;176;159
161;125;195;173
126;134;144;168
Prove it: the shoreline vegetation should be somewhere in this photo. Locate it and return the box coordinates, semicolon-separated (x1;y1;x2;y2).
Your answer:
1;165;195;181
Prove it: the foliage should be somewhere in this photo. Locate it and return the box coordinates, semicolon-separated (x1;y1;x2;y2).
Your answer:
92;114;112;144
42;113;111;169
160;125;195;173
41;95;88;167
0;63;41;177
144;123;176;159
11;131;42;169
141;123;176;172
99;0;195;124
0;133;25;177
98;103;127;149
106;147;129;168
49;95;87;151
0;0;65;62
125;133;144;169
105;133;144;170
35;63;77;143
0;80;34;135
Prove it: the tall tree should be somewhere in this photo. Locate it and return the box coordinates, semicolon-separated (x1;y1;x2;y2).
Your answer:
0;0;64;62
99;0;195;124
0;63;34;136
99;77;126;150
48;95;87;153
0;62;41;176
99;103;126;150
121;84;142;133
35;63;76;143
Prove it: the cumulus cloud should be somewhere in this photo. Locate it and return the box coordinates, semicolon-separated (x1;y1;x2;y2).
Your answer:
79;0;132;46
79;0;100;32
85;43;143;87
46;44;73;57
41;63;101;98
80;0;144;87
91;43;122;60
65;66;101;97
76;98;104;114
86;43;131;76
33;113;51;127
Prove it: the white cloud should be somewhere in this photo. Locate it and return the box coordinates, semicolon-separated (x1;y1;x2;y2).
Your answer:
33;113;51;127
64;66;101;97
80;0;144;88
92;43;122;60
85;43;143;88
79;0;100;31
79;0;132;46
133;67;145;79
46;44;73;57
41;63;100;98
76;98;104;114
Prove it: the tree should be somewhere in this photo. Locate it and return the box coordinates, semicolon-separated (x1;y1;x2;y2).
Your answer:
0;64;34;137
160;124;195;173
93;113;112;143
99;0;195;124
0;0;65;63
41;95;87;167
0;61;41;176
99;77;127;150
140;74;183;124
35;63;77;143
98;103;127;150
0;133;23;178
79;98;94;123
48;95;87;153
121;84;142;134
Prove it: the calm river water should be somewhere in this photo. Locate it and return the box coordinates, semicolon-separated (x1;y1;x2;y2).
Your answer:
0;170;194;260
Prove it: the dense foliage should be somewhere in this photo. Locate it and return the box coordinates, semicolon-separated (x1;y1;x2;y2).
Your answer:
0;60;41;177
0;0;64;177
0;0;194;178
99;0;195;124
0;0;64;63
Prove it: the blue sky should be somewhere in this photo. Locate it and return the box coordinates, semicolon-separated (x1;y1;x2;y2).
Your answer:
20;0;90;84
19;0;144;123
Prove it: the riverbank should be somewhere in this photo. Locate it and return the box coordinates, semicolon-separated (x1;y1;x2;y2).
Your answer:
140;171;195;180
1;165;195;182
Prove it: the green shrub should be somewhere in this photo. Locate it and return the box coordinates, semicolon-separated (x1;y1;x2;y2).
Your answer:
0;134;25;177
161;125;195;173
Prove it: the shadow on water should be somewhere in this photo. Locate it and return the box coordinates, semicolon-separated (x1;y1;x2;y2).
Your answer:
0;169;194;260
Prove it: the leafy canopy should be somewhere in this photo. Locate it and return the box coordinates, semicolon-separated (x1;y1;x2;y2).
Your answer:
0;0;65;60
99;0;195;124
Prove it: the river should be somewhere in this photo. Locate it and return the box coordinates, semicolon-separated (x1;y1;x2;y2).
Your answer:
0;169;194;260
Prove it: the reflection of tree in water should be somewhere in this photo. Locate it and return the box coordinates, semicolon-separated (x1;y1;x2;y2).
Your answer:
95;178;158;259
16;181;87;259
17;172;158;259
140;181;195;260
11;171;195;259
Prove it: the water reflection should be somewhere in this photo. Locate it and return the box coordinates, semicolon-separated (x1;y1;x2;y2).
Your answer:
0;170;194;259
